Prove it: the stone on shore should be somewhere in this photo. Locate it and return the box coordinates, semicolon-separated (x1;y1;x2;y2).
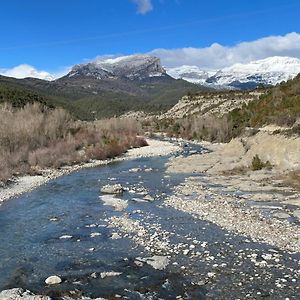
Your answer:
45;275;62;285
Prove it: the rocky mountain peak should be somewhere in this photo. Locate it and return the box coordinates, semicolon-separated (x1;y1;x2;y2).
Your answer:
66;54;166;81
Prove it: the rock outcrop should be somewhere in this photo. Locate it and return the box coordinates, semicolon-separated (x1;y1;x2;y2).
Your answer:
167;131;300;174
101;184;123;194
0;288;51;300
65;55;166;81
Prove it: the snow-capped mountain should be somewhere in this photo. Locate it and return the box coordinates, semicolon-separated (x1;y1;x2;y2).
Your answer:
66;54;167;81
55;54;201;109
167;56;300;89
166;65;214;84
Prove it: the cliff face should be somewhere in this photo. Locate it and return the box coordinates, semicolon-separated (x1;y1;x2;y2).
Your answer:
63;55;166;81
212;131;300;173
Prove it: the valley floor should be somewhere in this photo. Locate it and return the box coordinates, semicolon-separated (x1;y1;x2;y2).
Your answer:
0;135;299;299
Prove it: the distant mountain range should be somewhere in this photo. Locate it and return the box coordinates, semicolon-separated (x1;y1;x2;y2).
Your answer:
166;56;300;89
1;54;300;120
0;55;203;120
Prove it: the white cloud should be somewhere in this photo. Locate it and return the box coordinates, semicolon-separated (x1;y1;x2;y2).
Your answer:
150;32;300;69
2;32;300;81
131;0;153;14
0;64;72;80
0;64;54;80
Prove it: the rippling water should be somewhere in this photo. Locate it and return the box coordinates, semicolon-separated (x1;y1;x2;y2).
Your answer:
0;142;299;299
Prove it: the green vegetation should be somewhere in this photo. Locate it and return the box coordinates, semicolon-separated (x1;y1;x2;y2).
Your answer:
229;74;300;136
0;75;202;120
147;75;300;143
0;83;56;108
251;154;272;171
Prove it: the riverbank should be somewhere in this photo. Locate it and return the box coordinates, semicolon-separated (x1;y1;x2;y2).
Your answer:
0;139;180;205
0;136;299;300
165;131;300;252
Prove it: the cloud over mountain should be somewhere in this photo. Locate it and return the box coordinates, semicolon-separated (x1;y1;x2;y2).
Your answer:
150;32;300;69
2;32;300;80
0;64;54;80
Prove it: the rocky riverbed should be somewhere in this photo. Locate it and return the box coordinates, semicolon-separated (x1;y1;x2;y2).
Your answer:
0;139;180;205
0;137;299;299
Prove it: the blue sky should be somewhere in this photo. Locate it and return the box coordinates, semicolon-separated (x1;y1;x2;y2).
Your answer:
0;0;300;78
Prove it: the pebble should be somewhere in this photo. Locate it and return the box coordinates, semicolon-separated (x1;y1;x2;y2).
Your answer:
111;232;121;240
91;272;97;278
207;272;216;278
183;249;190;255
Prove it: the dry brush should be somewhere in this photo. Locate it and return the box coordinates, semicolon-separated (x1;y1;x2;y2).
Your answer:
0;103;147;182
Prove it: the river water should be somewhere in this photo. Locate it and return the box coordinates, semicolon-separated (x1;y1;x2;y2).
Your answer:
0;142;299;299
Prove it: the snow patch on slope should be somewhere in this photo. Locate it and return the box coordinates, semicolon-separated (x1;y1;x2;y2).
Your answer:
167;56;300;89
67;54;166;80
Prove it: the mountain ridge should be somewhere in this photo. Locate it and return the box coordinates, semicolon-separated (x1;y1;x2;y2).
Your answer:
62;54;166;81
0;55;204;120
166;56;300;89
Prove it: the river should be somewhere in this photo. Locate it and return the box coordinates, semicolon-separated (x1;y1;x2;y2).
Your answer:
0;141;299;299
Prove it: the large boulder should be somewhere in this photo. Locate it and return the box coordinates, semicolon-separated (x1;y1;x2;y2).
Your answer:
45;275;62;285
101;184;123;195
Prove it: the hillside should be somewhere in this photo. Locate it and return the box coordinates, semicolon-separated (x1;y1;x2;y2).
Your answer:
0;75;70;109
0;55;206;120
229;73;300;136
160;90;263;120
143;74;300;142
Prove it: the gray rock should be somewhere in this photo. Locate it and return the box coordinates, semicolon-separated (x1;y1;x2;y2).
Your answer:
100;271;122;279
144;195;154;201
137;256;170;270
293;209;300;219
0;288;51;300
59;235;72;239
101;184;123;194
129;168;142;173
45;275;62;285
207;272;216;278
111;232;121;240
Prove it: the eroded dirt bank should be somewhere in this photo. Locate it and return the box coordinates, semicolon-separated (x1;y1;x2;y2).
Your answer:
166;131;300;252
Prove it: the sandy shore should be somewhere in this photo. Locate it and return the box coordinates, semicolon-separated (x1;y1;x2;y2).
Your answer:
0;139;180;205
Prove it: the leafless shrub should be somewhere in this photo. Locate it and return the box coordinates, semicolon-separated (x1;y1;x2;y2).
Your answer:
0;104;146;182
160;114;233;143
